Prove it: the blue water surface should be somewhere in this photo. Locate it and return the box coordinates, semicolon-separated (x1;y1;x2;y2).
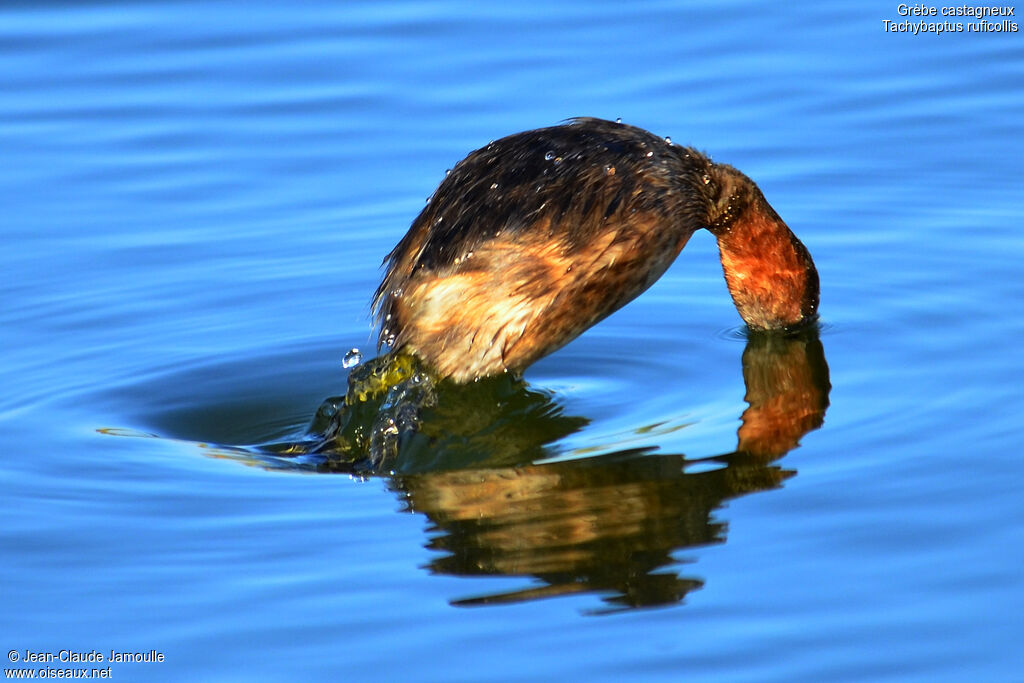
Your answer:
3;1;1023;681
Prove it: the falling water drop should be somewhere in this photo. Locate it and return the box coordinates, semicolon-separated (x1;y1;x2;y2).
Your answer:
342;348;362;369
544;151;556;161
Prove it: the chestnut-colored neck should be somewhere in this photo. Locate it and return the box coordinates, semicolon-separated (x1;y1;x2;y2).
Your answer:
707;167;818;330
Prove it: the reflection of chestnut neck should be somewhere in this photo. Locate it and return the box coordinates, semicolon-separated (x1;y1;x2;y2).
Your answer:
735;330;830;459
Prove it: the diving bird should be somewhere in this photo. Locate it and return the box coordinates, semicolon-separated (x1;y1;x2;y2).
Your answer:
373;118;818;382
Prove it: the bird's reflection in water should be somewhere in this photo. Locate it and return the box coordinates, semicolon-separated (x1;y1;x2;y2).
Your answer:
394;452;784;613
305;328;829;613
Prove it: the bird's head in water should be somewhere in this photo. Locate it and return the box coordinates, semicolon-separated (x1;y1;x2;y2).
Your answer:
704;163;819;331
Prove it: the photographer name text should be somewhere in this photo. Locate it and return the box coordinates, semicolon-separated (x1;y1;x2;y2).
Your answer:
14;650;164;664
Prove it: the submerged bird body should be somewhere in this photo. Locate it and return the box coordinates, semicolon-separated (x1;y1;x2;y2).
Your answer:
374;118;818;382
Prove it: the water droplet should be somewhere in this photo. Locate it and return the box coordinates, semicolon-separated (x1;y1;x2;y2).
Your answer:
646;151;653;157
664;136;672;144
342;348;362;368
702;173;711;185
553;156;562;165
604;165;615;176
445;168;451;176
544;151;555;161
615;117;622;124
490;182;498;190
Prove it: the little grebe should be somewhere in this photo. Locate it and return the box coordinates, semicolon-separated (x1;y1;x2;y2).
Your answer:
373;118;818;382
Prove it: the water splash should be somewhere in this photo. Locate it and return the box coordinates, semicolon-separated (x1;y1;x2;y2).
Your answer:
301;354;437;472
